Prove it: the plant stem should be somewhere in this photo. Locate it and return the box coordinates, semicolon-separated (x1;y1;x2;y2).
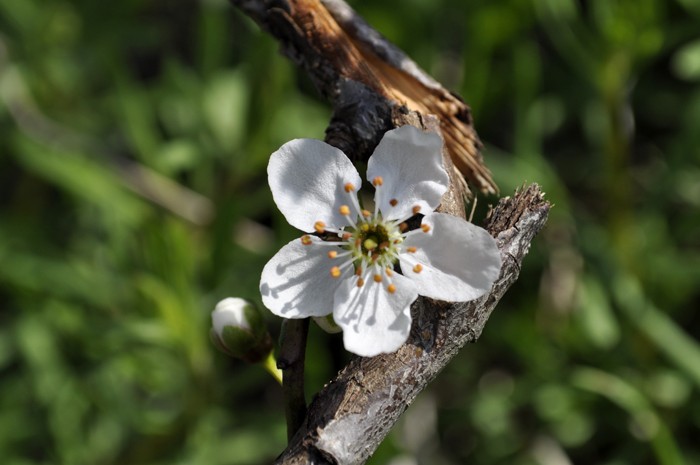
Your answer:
263;351;283;385
278;318;309;442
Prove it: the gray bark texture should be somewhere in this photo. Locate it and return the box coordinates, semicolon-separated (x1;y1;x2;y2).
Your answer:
228;1;551;463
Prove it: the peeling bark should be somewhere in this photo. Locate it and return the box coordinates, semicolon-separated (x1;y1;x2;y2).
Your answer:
231;0;496;195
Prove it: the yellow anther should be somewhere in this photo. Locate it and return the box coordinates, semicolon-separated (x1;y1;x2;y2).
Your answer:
387;284;397;294
330;266;341;278
372;176;384;186
399;222;408;233
301;235;313;245
407;246;417;253
389;199;398;207
421;224;431;233
413;264;423;273
356;278;365;287
327;250;338;259
412;205;421;215
364;238;378;250
314;221;326;233
373;274;382;283
339;205;351;216
344;182;355;193
360;223;370;232
385;267;394;277
361;209;372;218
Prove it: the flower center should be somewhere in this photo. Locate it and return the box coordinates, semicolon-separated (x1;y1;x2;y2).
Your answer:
348;219;401;270
299;180;429;295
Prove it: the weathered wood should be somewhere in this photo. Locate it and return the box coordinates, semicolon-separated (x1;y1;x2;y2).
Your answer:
231;0;497;195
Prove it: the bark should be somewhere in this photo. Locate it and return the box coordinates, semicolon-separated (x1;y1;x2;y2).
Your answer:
231;0;496;195
228;1;551;463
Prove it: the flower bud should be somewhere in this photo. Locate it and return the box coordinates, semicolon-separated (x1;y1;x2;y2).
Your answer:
211;298;273;363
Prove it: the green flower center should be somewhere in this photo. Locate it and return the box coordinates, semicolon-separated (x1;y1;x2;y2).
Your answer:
347;218;403;269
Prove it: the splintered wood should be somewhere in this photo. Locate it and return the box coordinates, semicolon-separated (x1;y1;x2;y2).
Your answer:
242;0;497;195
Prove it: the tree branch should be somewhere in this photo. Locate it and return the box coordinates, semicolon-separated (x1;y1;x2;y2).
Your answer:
231;0;496;195
229;0;551;462
276;185;549;465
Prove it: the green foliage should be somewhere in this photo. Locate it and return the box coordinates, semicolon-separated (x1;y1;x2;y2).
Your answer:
0;0;699;464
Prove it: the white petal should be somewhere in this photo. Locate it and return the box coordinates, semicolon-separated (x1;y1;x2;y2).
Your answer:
268;139;362;232
260;236;349;318
400;213;501;301
333;272;418;357
367;126;449;221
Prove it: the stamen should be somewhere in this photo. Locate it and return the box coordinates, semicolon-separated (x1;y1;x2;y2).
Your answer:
389;199;398;207
387;284;397;294
347;188;364;221
342;232;352;240
355;267;363;276
413;264;423;273
379;241;390;250
373;274;382;283
372;176;383;186
339;203;358;229
314;221;326;233
421;224;431;233
330;266;341;278
344;182;355;193
412;205;421;215
301;235;313;245
385;267;394;277
407;246;417;253
327;250;338;259
356;278;365;287
399;223;408;233
361;209;371;218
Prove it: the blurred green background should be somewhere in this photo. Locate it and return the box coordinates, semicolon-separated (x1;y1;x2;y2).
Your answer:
1;0;699;464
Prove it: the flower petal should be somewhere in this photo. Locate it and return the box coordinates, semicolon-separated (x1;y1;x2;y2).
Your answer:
333;272;418;357
367;126;449;221
400;213;501;301
260;236;349;318
268;139;362;232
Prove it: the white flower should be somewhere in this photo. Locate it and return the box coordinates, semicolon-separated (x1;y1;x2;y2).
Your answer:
260;126;501;357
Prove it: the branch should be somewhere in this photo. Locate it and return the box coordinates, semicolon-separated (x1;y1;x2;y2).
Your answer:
275;185;548;465
231;0;496;195
228;1;551;463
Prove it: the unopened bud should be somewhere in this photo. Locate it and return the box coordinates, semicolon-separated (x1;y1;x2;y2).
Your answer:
211;298;273;363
